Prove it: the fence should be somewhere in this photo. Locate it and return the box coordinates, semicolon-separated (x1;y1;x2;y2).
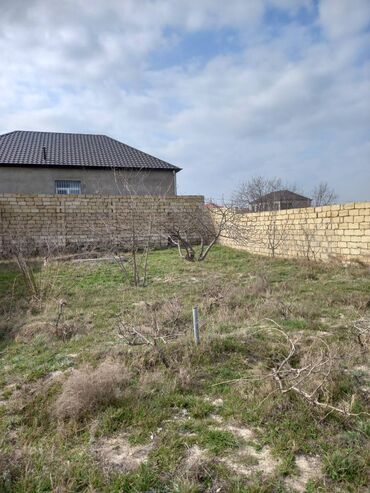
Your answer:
213;202;370;264
0;193;207;257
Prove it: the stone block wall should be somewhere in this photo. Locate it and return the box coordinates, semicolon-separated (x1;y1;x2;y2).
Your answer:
213;202;370;264
0;194;207;257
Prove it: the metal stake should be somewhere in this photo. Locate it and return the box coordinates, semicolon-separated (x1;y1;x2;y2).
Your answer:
192;306;200;345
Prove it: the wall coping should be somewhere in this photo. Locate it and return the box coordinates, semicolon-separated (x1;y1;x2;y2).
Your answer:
220;201;370;216
0;193;204;200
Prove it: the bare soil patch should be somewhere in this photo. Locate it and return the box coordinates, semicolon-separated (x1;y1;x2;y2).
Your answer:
93;434;153;472
214;420;279;478
284;454;323;492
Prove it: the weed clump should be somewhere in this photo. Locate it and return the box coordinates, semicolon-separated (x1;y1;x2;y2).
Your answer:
53;361;130;421
324;448;368;486
0;451;24;492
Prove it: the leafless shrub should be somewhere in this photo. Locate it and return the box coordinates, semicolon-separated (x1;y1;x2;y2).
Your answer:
13;253;61;305
255;296;320;323
52;299;81;341
53;361;130;420
118;299;187;368
6;228;63;303
121;299;186;337
13;252;40;299
158;298;186;329
0;277;19;325
303;229;319;261
53;321;80;341
298;205;337;261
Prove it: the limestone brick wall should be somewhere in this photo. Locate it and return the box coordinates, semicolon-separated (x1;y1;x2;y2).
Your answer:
214;202;370;264
0;194;207;257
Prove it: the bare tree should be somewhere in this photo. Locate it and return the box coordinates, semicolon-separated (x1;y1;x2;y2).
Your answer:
311;182;337;207
232;177;298;257
232;176;283;211
87;169;168;287
264;211;290;257
167;204;250;262
231;176;307;212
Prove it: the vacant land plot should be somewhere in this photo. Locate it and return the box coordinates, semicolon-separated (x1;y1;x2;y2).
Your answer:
0;246;369;492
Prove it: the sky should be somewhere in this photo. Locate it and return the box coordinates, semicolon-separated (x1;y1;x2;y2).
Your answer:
0;0;369;202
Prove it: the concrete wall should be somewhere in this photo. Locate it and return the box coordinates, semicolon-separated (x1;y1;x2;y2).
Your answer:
0;166;176;195
0;193;207;257
213;202;370;264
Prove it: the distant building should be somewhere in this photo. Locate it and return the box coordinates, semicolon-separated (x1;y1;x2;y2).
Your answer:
250;190;311;211
0;130;181;195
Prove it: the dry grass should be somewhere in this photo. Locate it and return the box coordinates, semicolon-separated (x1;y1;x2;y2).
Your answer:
13;314;90;343
248;274;271;296
53;361;130;421
1;247;369;492
199;278;273;330
119;298;188;343
175;366;195;391
138;369;169;395
13;321;53;342
0;450;24;489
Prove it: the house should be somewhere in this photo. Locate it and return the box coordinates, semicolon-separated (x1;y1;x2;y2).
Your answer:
250;190;311;211
0;131;181;195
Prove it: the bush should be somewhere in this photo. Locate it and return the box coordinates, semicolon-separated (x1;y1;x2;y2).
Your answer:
53;361;130;421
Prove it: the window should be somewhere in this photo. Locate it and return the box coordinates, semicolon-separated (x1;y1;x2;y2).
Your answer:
55;180;81;195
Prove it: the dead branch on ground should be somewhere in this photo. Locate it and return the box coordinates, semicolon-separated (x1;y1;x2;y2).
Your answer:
215;319;369;417
353;318;370;348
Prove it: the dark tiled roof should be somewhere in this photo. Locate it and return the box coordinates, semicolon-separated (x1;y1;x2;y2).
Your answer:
253;190;311;203
0;131;181;171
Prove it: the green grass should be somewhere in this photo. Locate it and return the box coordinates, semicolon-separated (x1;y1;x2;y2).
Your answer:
198;429;241;454
0;246;369;492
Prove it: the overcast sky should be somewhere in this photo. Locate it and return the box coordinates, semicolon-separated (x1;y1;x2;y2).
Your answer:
0;0;369;202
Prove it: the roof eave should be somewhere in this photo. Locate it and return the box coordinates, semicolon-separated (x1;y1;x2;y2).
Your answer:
0;162;181;172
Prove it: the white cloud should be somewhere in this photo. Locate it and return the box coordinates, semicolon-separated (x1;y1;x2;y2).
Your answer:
0;0;369;202
319;0;370;38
